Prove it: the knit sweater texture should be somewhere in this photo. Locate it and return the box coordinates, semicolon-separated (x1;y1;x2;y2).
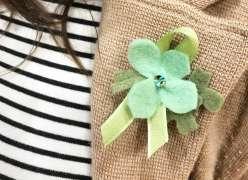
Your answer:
91;0;248;179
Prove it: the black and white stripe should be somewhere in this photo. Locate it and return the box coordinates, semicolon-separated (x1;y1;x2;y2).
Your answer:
0;0;101;179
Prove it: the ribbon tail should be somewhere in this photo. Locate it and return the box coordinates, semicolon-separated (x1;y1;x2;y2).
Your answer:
101;97;134;145
147;105;168;158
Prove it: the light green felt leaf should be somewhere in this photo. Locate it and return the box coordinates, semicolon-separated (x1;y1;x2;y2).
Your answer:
101;98;134;145
161;50;190;79
201;88;224;112
190;68;212;92
175;113;199;135
147;105;168;158
112;69;145;94
157;27;199;62
128;39;164;78
159;79;198;114
128;78;160;119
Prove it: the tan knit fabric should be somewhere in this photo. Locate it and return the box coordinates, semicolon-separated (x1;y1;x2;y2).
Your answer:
183;0;219;9
91;0;248;179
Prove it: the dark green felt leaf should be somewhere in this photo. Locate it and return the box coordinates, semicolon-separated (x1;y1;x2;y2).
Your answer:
167;110;178;123
167;110;199;135
112;69;145;94
190;68;212;92
197;95;203;109
201;88;224;112
176;113;199;135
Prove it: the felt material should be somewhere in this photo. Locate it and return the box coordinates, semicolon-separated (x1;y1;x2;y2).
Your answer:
201;88;224;112
101;98;134;145
161;50;190;79
127;78;160;118
190;68;212;92
159;78;198;114
167;94;202;135
127;37;198;116
157;27;199;62
165;68;222;135
197;95;203;109
167;111;199;135
166;109;177;123
189;68;224;112
128;39;162;78
112;69;145;94
147;105;168;158
175;113;199;135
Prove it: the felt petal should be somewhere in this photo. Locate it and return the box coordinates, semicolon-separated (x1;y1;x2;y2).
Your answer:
161;50;190;79
128;39;164;78
159;79;198;114
112;69;145;94
127;78;160;119
190;68;212;92
202;88;224;112
147;105;168;158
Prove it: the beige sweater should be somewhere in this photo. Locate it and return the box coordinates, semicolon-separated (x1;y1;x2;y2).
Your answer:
91;0;248;179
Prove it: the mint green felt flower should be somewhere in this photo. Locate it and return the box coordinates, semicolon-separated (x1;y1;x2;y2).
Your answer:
101;27;203;158
127;39;198;119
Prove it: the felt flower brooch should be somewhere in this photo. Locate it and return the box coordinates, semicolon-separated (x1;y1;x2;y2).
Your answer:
101;27;224;157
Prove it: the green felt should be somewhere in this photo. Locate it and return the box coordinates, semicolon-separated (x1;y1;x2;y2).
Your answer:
128;39;163;78
127;78;160;118
197;95;203;109
101;98;134;145
201;88;224;112
161;50;190;79
189;68;224;112
157;27;199;62
147;105;168;158
190;68;212;92
166;109;178;123
175;113;199;135
159;79;198;114
112;69;145;94
167;110;199;135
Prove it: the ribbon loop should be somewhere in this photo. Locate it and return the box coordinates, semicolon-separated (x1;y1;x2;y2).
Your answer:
157;27;199;62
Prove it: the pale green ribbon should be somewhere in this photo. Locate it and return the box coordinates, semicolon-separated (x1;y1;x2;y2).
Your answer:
101;27;199;158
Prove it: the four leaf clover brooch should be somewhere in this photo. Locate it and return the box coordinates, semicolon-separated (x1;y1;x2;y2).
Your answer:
101;27;224;158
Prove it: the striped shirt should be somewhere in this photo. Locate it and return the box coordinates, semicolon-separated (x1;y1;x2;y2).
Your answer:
0;0;101;179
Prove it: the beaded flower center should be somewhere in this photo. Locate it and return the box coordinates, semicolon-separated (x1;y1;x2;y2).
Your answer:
155;75;166;88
